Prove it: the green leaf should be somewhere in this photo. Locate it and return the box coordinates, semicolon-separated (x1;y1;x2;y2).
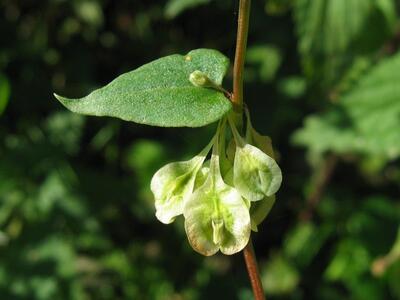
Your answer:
54;49;232;128
324;239;371;282
165;0;210;19
293;51;400;161
283;222;332;267
0;73;10;116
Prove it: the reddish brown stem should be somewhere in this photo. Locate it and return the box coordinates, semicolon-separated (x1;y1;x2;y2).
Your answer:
232;1;265;298
243;238;266;300
232;0;251;112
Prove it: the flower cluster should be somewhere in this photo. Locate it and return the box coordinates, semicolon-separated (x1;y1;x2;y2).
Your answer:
151;112;282;256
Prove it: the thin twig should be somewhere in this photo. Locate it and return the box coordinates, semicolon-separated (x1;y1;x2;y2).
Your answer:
243;239;266;300
371;227;400;276
299;154;338;222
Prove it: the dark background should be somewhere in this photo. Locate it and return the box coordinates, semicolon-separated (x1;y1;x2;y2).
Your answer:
1;0;400;299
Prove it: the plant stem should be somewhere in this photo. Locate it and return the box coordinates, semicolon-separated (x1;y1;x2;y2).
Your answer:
232;1;265;299
233;0;251;112
243;239;266;300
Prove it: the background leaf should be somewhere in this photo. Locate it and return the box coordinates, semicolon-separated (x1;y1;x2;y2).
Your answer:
293;51;400;161
0;74;10;116
165;0;211;19
245;45;282;83
261;253;300;295
294;0;397;88
55;49;231;128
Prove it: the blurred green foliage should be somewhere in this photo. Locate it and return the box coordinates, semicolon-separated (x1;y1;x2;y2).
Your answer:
0;73;10;116
1;0;399;299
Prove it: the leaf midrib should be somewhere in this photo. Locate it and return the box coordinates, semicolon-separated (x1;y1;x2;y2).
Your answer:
92;85;224;99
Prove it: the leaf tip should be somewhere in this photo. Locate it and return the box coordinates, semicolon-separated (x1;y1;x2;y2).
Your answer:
53;93;69;104
53;93;79;113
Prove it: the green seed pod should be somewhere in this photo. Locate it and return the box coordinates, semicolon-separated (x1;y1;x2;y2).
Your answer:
184;127;250;256
248;129;274;158
226;138;236;162
250;195;275;232
229;117;282;202
234;143;282;200
243;108;278;230
245;108;275;158
218;119;233;183
151;139;213;224
194;160;210;189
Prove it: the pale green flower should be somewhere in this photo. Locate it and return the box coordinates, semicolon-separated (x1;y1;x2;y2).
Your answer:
229;117;282;202
151;139;213;224
243;109;279;231
184;129;251;256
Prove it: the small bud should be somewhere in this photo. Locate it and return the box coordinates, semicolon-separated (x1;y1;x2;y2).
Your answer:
189;70;211;87
189;70;228;96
